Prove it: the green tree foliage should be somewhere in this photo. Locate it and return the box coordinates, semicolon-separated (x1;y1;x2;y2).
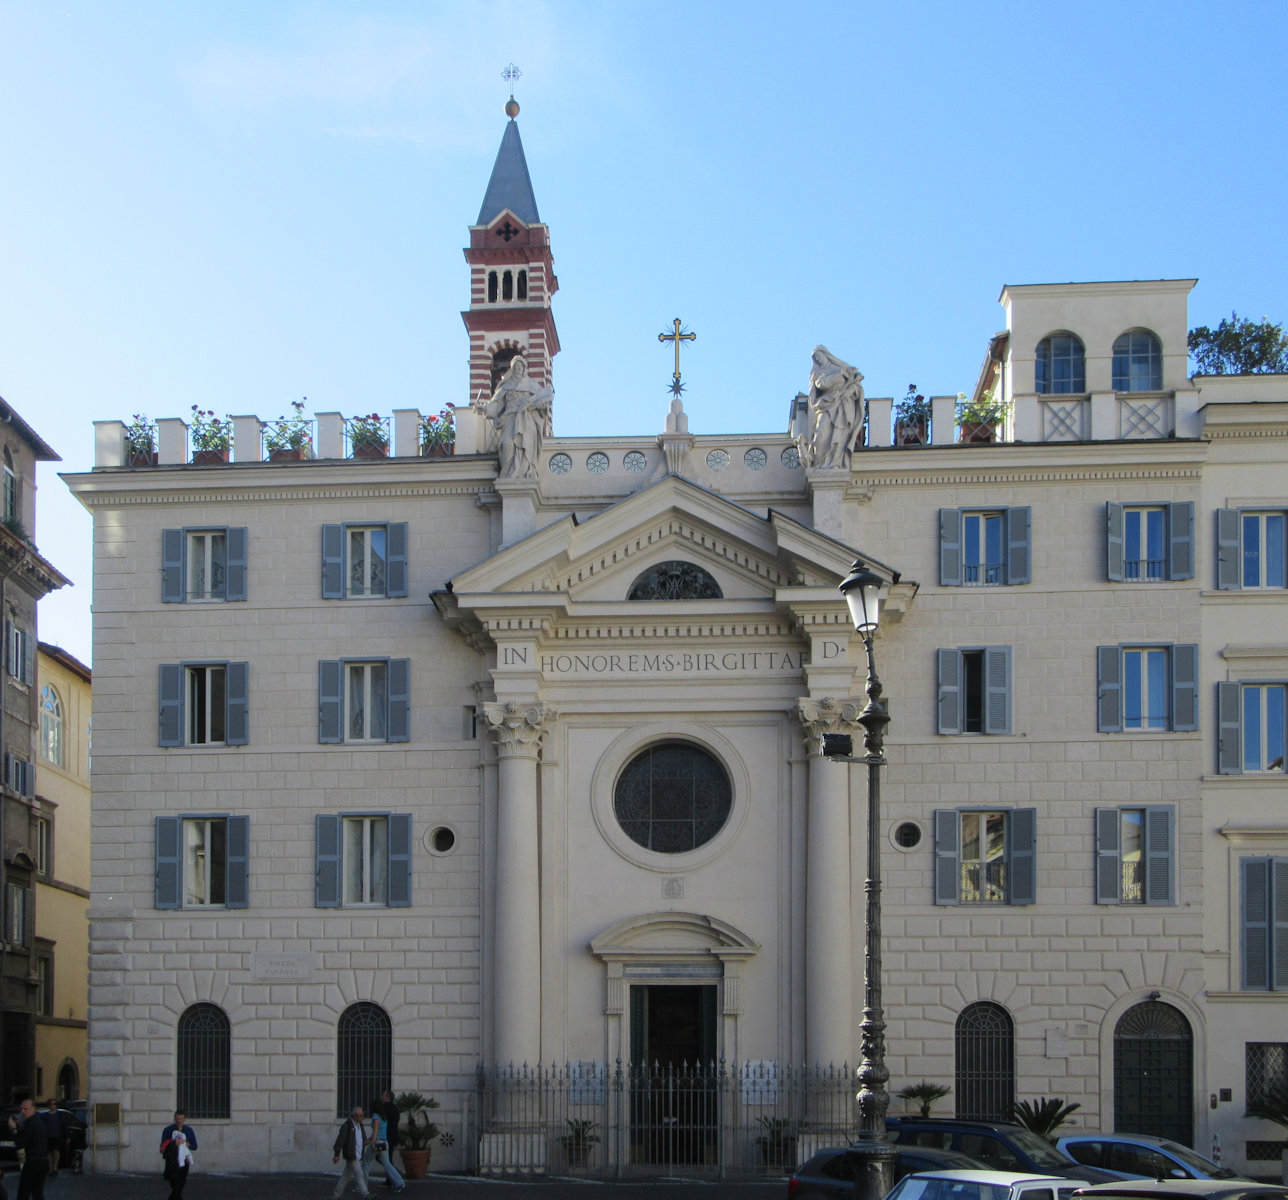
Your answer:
1012;1097;1081;1143
1188;312;1288;375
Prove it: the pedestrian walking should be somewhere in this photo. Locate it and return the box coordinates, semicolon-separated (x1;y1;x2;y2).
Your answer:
366;1099;404;1193
7;1099;50;1200
160;1110;198;1200
39;1102;67;1178
331;1106;371;1200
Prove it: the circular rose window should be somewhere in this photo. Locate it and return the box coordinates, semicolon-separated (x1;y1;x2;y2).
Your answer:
614;741;732;853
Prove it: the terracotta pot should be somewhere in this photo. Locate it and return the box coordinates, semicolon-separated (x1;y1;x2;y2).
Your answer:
353;443;388;459
420;444;453;458
958;419;998;444
268;447;308;462
128;450;158;467
896;419;928;445
399;1148;431;1179
191;449;229;465
564;1143;592;1169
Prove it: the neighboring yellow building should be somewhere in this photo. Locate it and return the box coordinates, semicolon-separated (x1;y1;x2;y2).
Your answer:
34;643;90;1101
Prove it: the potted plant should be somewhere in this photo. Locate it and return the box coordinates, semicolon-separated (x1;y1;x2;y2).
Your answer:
558;1117;599;1169
956;386;1010;443
754;1116;796;1172
125;413;157;466
395;1091;440;1179
897;1081;952;1117
189;406;232;464
1012;1097;1081;1144
894;385;932;445
420;406;456;457
349;413;389;459
265;400;313;461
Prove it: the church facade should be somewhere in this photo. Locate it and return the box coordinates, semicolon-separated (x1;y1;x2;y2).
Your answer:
66;110;1288;1177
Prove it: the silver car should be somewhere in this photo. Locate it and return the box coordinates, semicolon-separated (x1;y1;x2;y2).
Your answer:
885;1168;1094;1200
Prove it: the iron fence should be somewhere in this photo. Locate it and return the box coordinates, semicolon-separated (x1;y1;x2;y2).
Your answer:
474;1060;857;1178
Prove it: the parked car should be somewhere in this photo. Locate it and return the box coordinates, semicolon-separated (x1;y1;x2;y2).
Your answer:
1072;1181;1288;1200
885;1168;1095;1200
789;1144;987;1197
886;1118;1119;1184
1056;1134;1248;1182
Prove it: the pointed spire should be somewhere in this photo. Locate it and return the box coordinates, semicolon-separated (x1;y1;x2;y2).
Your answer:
477;113;540;227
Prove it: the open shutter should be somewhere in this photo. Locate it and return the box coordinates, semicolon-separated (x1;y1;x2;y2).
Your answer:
1274;859;1288;991
1216;508;1241;590
1217;681;1243;774
21;759;34;798
1106;503;1125;581
1242;857;1271;990
385;522;408;598
21;632;34;686
386;658;410;743
933;810;961;905
937;649;962;735
162;529;185;602
155;815;182;909
224;661;249;746
159;664;184;747
1144;806;1174;905
3;621;10;676
315;814;342;908
321;524;345;598
1005;506;1031;585
1097;646;1122;732
1095;809;1122;904
1009;808;1036;905
225;815;249;909
318;660;343;744
387;813;412;907
1168;502;1195;580
224;527;248;601
1170;644;1198;732
938;509;962;586
983;646;1012;735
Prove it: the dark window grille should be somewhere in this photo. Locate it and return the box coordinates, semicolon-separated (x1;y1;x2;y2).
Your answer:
1247;1042;1288;1109
614;742;732;854
337;1002;392;1117
955;1001;1014;1120
627;561;723;601
176;1003;231;1119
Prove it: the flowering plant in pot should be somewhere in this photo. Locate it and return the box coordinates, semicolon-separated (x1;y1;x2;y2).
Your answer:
395;1091;440;1178
349;413;389;458
420;406;455;455
265;400;313;460
190;406;232;462
955;386;1010;443
894;384;932;445
126;413;157;465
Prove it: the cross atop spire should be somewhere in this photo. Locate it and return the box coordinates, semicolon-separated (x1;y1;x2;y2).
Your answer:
658;318;697;398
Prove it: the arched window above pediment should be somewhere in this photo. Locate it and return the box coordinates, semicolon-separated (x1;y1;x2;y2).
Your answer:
627;561;722;601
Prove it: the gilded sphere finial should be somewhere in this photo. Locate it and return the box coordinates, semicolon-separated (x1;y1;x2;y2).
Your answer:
505;97;520;119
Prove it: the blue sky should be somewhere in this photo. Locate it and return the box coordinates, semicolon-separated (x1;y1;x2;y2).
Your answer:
3;0;1286;663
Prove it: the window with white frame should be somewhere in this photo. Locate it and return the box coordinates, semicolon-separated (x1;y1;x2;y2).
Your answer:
4;752;34;797
938;508;1030;587
35;953;51;1017
934;808;1036;905
1107;502;1194;581
158;662;249;748
1095;807;1175;904
161;527;247;603
6;620;33;685
937;647;1012;735
3;450;15;523
1097;644;1198;733
320;523;408;599
35;815;51;878
314;813;411;908
5;881;31;945
317;659;410;744
40;684;63;766
154;814;249;909
1241;857;1288;990
1217;509;1287;591
1034;333;1086;394
1217;682;1286;774
1112;329;1163;391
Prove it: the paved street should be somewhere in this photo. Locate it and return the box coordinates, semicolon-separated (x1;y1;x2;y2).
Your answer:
24;1170;786;1199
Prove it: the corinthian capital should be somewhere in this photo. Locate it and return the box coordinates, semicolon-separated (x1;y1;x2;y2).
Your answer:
482;700;557;758
797;696;862;756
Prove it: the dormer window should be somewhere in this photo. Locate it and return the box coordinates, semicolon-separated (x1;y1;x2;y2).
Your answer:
1113;329;1163;392
1034;333;1085;394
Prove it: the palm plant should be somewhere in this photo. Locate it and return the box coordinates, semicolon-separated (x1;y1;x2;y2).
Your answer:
1246;1082;1288;1130
1012;1097;1081;1143
897;1081;952;1117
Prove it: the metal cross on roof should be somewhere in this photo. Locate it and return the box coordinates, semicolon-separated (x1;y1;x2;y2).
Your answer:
658;318;696;398
502;63;522;95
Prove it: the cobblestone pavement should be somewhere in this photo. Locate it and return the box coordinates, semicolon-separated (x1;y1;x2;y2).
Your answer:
24;1169;785;1199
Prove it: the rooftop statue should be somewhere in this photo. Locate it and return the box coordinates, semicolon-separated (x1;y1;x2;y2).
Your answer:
476;356;553;480
797;345;864;470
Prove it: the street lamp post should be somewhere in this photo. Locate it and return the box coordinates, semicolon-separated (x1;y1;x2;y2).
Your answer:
833;559;896;1200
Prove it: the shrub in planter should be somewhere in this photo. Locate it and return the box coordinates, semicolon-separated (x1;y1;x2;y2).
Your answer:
395;1091;440;1179
190;406;232;462
956;388;1010;443
894;385;931;444
265;400;313;461
349;413;389;458
420;406;456;456
126;413;156;466
560;1118;600;1168
754;1116;796;1172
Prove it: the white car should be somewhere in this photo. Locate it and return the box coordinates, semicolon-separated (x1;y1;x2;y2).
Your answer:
886;1169;1095;1200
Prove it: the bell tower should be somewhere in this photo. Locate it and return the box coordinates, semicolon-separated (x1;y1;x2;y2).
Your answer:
462;97;560;410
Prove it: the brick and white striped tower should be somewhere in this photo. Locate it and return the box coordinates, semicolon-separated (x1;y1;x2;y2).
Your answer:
462;99;559;414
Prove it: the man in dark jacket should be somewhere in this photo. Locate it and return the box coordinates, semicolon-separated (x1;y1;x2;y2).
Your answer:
38;1103;66;1177
8;1099;49;1200
330;1106;370;1199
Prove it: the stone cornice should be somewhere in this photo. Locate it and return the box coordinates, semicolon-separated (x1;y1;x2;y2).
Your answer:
848;460;1205;488
0;528;71;596
1216;823;1288;843
548;618;798;641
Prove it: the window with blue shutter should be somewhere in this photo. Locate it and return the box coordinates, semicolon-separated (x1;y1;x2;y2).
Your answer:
1242;857;1288;991
318;660;344;743
321;522;409;598
159;664;184;746
162;529;186;602
937;647;1011;735
1009;808;1036;905
155;815;182;909
161;528;247;602
1097;645;1196;732
934;808;1036;905
1218;508;1288;591
388;814;412;907
1095;807;1174;905
1217;681;1286;775
318;658;410;744
1168;502;1195;580
939;508;1030;586
317;813;412;908
315;815;342;907
155;814;247;909
225;815;250;909
938;509;962;586
1105;503;1193;581
159;663;249;747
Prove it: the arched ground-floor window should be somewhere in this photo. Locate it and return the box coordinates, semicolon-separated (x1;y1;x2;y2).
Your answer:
337;1001;391;1117
955;1001;1014;1120
177;1002;231;1119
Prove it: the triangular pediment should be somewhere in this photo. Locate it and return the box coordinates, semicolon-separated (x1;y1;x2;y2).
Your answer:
448;475;867;608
